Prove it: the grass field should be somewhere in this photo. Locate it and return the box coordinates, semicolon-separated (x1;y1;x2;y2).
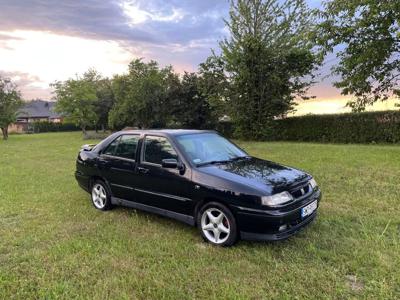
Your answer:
0;132;399;299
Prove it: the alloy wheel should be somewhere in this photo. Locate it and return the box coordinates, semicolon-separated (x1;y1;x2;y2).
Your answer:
200;208;230;244
92;183;107;209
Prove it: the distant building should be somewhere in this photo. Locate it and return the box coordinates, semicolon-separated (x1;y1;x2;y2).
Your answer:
9;100;63;133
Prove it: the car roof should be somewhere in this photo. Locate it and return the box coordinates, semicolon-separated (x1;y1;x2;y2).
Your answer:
119;129;216;137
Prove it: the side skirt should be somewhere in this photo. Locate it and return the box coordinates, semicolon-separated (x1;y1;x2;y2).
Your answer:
111;197;195;226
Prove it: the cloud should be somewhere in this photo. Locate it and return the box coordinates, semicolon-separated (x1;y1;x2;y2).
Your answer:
0;33;23;40
0;30;140;99
0;70;52;100
121;2;185;25
0;0;228;46
0;0;231;99
0;0;338;106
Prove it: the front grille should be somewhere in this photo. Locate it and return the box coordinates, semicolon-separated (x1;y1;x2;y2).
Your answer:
289;215;305;227
290;182;312;199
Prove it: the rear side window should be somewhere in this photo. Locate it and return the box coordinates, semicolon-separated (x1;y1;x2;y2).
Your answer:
102;136;121;155
114;135;139;160
143;136;177;165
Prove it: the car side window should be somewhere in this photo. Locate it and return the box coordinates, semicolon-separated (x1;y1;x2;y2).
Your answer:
143;136;177;165
102;136;121;155
114;135;139;160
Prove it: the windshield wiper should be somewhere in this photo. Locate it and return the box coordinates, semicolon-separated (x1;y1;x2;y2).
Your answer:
196;160;231;167
196;156;251;167
228;155;251;162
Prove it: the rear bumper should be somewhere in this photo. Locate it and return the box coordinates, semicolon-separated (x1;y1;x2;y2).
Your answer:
236;190;321;241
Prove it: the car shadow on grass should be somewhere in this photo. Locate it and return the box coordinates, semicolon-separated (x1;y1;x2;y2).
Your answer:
109;205;198;233
106;204;322;249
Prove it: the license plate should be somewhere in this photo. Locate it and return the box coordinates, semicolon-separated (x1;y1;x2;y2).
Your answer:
301;200;317;218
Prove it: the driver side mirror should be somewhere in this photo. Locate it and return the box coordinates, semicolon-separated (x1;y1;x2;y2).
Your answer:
161;158;178;169
162;158;185;173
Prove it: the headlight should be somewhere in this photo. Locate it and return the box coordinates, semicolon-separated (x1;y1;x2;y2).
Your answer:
309;178;318;189
261;191;293;207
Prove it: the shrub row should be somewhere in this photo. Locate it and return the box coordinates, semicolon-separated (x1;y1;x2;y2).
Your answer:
270;110;400;144
217;110;400;143
28;110;400;144
29;121;80;133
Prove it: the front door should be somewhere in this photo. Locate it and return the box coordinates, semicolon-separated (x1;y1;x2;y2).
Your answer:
134;135;193;215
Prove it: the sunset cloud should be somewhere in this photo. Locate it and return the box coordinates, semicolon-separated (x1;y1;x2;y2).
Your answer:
0;0;230;99
0;0;227;44
0;30;138;98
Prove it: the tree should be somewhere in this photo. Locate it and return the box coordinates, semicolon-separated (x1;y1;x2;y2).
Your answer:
95;78;114;131
170;72;215;129
198;55;230;123
109;59;176;129
0;76;23;140
83;70;114;131
219;0;319;139
317;0;400;111
52;71;98;136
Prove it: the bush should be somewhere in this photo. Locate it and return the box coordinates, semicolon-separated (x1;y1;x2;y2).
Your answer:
30;121;80;133
271;110;400;144
83;131;111;140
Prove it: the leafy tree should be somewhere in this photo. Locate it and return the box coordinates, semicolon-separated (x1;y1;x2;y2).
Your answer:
198;55;230;123
220;0;319;139
83;70;114;131
317;0;400;111
170;72;215;129
109;59;176;129
52;72;98;136
95;78;114;132
0;76;23;140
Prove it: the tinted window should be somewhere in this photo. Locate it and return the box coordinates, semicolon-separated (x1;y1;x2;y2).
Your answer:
144;136;177;165
114;135;139;160
102;136;121;155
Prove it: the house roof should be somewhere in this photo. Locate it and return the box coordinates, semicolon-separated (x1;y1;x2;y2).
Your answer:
17;100;61;119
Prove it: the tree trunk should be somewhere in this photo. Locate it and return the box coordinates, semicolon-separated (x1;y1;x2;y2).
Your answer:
82;126;87;138
1;127;8;140
102;124;105;133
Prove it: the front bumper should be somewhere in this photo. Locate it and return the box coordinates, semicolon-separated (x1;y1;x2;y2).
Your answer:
236;189;321;241
75;171;90;192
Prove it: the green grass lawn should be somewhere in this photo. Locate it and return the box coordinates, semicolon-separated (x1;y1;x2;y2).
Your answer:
0;132;399;299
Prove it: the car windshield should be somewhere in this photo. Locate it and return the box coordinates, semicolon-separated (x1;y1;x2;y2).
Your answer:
175;133;248;166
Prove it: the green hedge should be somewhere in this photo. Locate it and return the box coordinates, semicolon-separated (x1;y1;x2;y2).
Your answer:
271;110;400;143
30;122;80;133
28;111;400;143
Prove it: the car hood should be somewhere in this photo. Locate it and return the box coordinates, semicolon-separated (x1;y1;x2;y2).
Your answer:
198;157;310;193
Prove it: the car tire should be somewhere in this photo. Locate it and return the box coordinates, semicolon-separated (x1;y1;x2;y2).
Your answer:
197;201;238;247
91;180;113;211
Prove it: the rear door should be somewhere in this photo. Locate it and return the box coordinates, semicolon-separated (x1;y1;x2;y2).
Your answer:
97;134;140;201
134;135;193;215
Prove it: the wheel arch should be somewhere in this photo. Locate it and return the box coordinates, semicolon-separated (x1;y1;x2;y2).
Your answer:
89;175;113;196
193;196;235;226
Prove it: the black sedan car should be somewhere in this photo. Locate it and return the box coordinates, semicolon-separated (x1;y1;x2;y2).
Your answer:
75;130;321;246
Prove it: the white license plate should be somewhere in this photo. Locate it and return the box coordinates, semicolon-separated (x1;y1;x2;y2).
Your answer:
301;200;317;218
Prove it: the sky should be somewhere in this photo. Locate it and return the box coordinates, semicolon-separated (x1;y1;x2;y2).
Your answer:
0;0;398;115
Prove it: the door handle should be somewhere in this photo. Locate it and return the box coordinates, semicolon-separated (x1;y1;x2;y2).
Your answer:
138;167;149;174
121;161;133;167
